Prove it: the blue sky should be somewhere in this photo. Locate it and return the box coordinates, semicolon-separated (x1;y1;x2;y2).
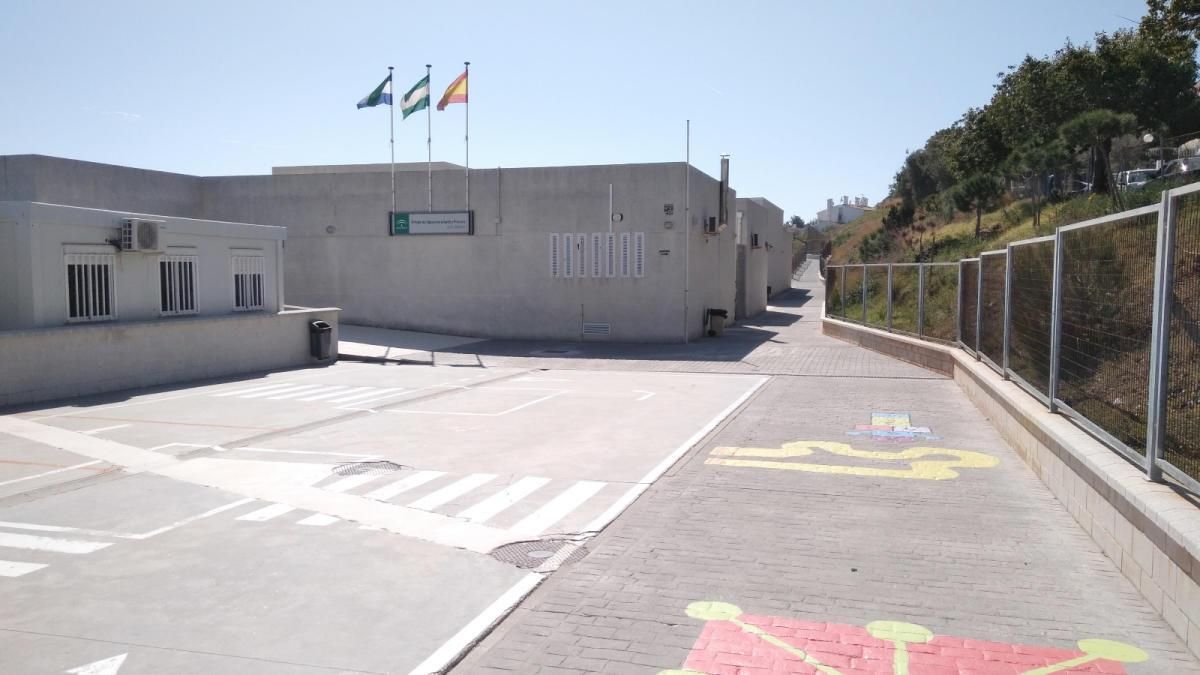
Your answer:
0;0;1151;221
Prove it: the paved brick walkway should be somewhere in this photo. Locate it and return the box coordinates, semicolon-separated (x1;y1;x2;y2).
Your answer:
454;268;1200;674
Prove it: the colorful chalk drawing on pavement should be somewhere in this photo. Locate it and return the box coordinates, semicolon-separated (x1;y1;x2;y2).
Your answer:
660;601;1148;674
706;440;998;480
846;412;941;444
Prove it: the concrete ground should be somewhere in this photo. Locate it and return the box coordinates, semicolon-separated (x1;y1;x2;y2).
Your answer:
2;264;1196;674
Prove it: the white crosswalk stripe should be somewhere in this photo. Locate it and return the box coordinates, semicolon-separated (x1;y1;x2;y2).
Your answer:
408;474;497;511
0;532;113;554
295;386;359;402
328;387;405;405
236;503;296;522
213;382;304;398
0;560;47;577
265;385;333;400
238;384;318;400
364;470;446;501
457;476;551;524
510;481;606;536
212;383;410;408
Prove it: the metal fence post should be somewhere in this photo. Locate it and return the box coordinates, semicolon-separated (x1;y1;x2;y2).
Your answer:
840;267;846;318
974;259;983;358
861;264;868;324
917;264;926;338
886;265;894;331
956;262;963;344
1048;228;1066;413
1002;247;1013;379
1145;189;1175;482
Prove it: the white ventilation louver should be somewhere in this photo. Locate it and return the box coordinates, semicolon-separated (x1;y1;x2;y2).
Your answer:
582;322;611;336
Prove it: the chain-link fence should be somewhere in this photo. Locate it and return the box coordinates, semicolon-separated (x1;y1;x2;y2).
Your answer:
978;252;1007;371
890;265;920;335
1007;237;1056;401
959;259;980;353
1163;190;1200;483
865;265;889;329
1056;207;1159;465
821;182;1200;493
843;265;865;323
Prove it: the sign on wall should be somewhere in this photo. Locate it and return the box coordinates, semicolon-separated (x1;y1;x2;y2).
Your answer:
389;211;474;236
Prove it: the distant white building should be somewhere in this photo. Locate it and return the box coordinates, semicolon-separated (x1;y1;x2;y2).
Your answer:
813;195;871;231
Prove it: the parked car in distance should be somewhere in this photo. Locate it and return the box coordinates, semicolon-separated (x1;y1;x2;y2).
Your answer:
1115;168;1158;190
1157;158;1200;179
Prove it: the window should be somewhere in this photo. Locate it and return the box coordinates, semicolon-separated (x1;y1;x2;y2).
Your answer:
590;234;603;278
563;234;575;278
634;232;645;278
619;233;631;277
549;233;561;277
232;255;266;311
159;254;198;316
64;253;116;323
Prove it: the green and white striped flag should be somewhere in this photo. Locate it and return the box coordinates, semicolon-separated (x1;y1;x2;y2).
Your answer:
400;75;430;119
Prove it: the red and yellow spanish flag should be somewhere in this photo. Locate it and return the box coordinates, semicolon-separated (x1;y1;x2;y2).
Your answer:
437;69;468;110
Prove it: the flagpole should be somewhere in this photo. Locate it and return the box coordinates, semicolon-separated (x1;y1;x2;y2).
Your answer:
388;66;395;221
426;64;433;212
464;61;470;211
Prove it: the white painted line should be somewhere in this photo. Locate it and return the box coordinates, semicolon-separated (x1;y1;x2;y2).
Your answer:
514;376;571;382
335;390;412;409
633;390;656;401
582;376;770;534
330;387;404;404
80;424;131;435
130;497;256;539
234;447;381;460
66;652;127;675
0;560;48;577
408;473;497;511
296;513;339;526
264;385;336;400
364;470;446;501
323;387;385;403
146;443;209;452
212;382;301;398
388;391;566;418
407;572;543;675
510;481;606;536
238;384;321;400
322;474;381;493
0;460;103;487
0;532;112;554
294;387;357;402
235;503;296;522
457;476;551;524
0;521;78;533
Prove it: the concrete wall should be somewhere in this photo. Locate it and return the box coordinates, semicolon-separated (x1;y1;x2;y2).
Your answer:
204;162;734;342
0;155;204;217
0;201;285;329
749;197;792;297
822;315;1200;660
744;246;768;318
0;308;339;409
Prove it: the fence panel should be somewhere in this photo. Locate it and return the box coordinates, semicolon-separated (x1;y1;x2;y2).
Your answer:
890;265;920;335
1007;238;1056;399
843;266;865;323
1057;208;1159;461
825;266;843;317
959;259;980;352
923;264;958;342
1164;191;1200;483
979;252;1007;371
864;266;889;328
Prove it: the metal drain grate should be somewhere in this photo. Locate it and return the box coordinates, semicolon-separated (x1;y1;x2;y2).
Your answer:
331;461;407;476
490;540;588;569
530;347;582;356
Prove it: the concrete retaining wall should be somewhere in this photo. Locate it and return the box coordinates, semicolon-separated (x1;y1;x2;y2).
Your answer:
0;308;339;409
822;315;1200;659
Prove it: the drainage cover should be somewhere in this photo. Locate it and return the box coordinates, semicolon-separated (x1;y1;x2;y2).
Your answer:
530;348;582;356
331;461;407;476
490;540;587;569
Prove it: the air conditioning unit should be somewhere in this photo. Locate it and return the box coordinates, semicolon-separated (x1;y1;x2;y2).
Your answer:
120;218;163;252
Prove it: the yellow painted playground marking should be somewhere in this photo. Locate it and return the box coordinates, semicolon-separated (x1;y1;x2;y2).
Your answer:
706;440;999;480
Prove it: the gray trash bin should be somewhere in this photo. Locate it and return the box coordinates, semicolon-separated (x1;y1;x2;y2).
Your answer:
706;309;728;337
309;320;332;360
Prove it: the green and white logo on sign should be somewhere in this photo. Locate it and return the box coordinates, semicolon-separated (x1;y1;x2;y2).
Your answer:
389;211;473;236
